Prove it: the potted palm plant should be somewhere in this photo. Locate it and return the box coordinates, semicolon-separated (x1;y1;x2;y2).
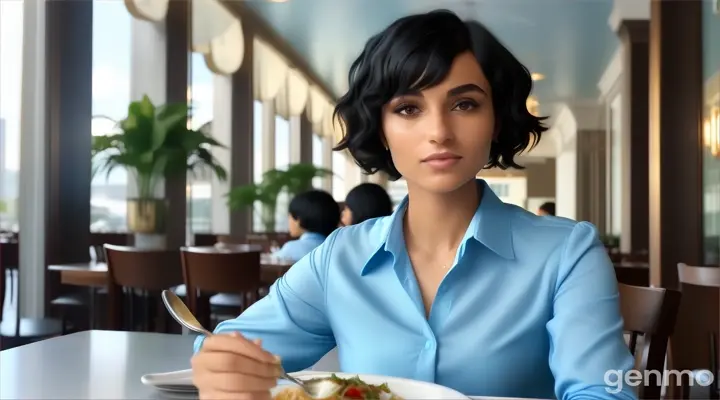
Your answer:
92;95;227;246
226;163;332;232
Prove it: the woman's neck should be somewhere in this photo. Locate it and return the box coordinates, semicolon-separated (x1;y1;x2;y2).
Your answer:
403;179;481;252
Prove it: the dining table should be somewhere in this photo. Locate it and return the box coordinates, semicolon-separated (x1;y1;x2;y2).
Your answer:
48;254;295;287
0;330;540;400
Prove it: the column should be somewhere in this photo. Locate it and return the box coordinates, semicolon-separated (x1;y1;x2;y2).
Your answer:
19;0;50;318
322;136;333;193
368;172;389;188
648;0;703;288
647;0;704;375
575;130;607;232
344;154;363;193
227;26;255;239
618;20;650;253
299;113;313;165
129;1;188;248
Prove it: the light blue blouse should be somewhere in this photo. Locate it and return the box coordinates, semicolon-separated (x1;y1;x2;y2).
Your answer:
196;179;636;399
272;232;326;262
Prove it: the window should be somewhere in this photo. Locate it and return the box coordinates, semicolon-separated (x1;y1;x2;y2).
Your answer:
488;183;509;197
188;53;214;233
332;151;346;201
274;116;290;232
90;0;131;233
252;100;264;231
387;179;408;208
0;0;23;232
485;177;527;207
312;133;324;189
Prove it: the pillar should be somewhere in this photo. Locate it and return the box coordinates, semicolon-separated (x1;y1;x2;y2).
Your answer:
129;1;189;248
322;136;333;193
648;0;703;288
299;113;313;165
647;0;705;375
618;20;650;253
575;129;607;232
227;27;255;239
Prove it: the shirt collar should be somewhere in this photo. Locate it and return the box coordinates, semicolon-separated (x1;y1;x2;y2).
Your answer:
360;179;515;276
300;232;326;241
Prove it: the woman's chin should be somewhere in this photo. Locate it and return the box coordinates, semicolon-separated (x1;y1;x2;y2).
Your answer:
412;175;477;195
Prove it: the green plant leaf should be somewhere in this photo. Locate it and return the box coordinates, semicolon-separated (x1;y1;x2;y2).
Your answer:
90;97;227;199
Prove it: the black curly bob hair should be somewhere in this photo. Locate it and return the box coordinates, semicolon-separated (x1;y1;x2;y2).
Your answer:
333;10;547;181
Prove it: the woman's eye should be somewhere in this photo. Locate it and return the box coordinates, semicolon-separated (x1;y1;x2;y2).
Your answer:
453;100;478;112
395;105;421;116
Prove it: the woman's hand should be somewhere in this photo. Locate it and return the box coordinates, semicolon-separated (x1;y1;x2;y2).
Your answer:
191;333;281;400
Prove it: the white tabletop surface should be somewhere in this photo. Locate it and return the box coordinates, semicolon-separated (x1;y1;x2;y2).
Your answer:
0;330;534;400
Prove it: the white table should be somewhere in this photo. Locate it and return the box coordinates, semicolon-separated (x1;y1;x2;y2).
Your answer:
0;330;533;399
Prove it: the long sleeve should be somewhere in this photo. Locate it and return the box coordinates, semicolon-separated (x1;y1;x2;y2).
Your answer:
547;222;638;400
193;230;338;372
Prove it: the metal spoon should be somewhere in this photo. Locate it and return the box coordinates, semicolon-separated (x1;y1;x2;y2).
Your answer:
160;290;338;398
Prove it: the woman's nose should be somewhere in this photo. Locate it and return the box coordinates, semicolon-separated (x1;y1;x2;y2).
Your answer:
425;111;453;144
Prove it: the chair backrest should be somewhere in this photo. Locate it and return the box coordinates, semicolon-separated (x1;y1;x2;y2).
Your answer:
90;233;131;262
619;283;682;400
676;263;720;398
180;246;262;316
104;244;183;330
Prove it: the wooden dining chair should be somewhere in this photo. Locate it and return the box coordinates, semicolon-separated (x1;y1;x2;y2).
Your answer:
104;244;183;332
180;246;263;329
618;283;682;400
677;263;720;398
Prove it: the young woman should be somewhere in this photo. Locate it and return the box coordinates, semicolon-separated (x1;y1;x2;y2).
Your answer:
341;183;394;226
272;189;340;261
191;10;635;400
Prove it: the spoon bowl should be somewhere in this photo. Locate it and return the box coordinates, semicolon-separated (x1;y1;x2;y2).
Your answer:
160;290;327;397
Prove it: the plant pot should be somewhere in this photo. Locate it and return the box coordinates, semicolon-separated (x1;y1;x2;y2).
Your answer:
127;198;167;234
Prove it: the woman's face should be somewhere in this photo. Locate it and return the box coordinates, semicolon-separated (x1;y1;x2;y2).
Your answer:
381;51;495;194
341;206;353;226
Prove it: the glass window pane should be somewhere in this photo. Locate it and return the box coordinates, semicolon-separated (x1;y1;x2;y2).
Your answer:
0;0;23;232
90;0;131;233
188;53;214;234
274;116;290;170
274;116;290;232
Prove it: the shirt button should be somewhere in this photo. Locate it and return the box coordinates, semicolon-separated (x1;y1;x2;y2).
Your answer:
424;341;433;350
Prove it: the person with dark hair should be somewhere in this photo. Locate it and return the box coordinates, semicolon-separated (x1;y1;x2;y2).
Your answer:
538;201;556;217
341;183;394;226
272;189;340;261
192;10;634;400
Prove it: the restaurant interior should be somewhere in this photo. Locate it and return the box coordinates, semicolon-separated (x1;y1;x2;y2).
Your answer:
1;0;720;398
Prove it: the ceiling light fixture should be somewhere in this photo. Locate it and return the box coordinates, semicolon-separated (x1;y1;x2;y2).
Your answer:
531;73;545;81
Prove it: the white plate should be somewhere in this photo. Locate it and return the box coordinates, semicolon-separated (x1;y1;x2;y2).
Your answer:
141;369;197;394
142;370;469;399
273;371;469;399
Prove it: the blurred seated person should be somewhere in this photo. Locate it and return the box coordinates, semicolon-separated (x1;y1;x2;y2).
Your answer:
341;183;394;226
273;189;340;261
538;201;555;217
